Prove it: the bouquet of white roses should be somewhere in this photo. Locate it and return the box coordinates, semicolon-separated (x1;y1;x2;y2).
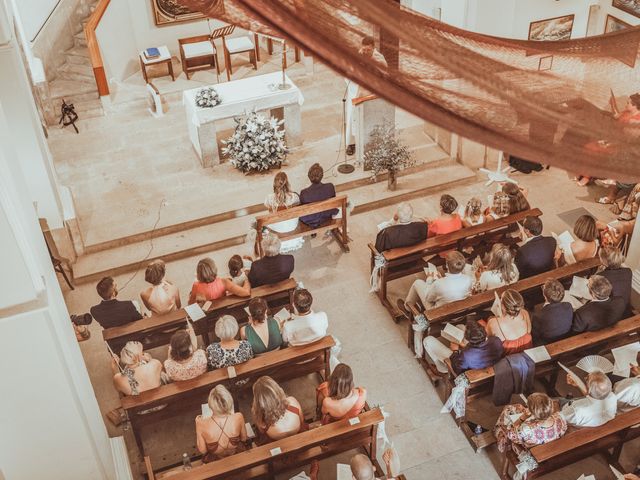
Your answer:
222;111;287;173
194;87;221;108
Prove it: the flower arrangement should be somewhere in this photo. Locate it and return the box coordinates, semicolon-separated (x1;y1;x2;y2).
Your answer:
362;122;414;190
222;111;287;173
194;87;221;108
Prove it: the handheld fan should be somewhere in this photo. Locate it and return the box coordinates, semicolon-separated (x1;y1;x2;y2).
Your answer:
576;355;614;374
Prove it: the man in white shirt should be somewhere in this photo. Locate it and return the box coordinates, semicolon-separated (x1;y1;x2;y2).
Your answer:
399;251;472;313
561;371;618;427
614;357;640;411
282;289;328;346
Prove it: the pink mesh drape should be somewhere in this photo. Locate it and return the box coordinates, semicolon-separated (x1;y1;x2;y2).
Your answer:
179;0;640;181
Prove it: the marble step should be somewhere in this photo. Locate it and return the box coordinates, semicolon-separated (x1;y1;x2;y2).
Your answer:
72;161;477;284
66;46;92;66
58;61;94;82
48;78;98;102
74;31;88;48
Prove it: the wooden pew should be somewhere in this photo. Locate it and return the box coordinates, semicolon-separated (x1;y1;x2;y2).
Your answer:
255;195;349;257
103;278;297;352
503;407;640;479
144;407;384;480
368;208;543;320
408;257;602;354
122;336;335;454
444;314;640;451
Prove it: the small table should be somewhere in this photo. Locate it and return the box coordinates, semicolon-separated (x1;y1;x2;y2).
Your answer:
139;46;175;83
183;72;304;168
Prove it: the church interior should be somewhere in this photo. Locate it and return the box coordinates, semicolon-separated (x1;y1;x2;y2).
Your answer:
2;0;640;479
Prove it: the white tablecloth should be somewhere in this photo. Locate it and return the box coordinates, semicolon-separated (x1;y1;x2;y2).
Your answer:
182;72;304;127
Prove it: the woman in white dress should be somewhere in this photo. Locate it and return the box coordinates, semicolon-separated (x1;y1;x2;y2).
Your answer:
140;260;181;315
556;214;599;265
475;243;519;292
263;172;304;253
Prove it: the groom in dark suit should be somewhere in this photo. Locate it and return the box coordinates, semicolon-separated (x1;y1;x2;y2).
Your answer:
299;163;338;228
515;216;557;279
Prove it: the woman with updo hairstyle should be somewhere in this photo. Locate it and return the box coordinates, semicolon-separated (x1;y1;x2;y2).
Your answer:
494;392;567;455
240;297;283;354
316;363;367;424
555;214;599;265
485;192;511;221
112;341;163;396
196;385;248;462
502;182;530;214
228;254;251;287
462;197;485;227
164;322;207;381
188;257;250;304
428;194;463;236
252;376;306;443
263;171;303;252
486;289;532;355
140;260;181;315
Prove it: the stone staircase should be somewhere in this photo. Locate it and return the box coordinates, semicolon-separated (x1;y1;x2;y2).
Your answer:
44;2;104;125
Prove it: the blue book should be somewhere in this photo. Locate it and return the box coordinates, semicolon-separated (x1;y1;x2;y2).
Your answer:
144;47;160;59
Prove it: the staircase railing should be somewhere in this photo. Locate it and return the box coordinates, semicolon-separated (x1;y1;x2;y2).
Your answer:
83;0;110;96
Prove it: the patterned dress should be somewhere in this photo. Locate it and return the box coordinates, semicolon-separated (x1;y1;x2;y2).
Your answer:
206;341;254;369
494;404;567;454
164;349;208;381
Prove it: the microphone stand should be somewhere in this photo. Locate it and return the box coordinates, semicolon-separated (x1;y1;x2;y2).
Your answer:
338;81;355;174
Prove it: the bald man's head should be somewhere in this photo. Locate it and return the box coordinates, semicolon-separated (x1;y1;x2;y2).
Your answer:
350;454;376;480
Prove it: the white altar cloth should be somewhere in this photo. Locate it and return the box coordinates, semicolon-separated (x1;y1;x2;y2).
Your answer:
183;72;304;167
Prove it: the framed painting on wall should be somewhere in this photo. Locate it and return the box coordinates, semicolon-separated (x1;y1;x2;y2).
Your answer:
528;14;575;41
612;0;640;19
151;0;206;26
605;14;632;32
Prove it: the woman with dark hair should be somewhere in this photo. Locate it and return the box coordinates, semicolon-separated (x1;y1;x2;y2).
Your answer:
316;363;367;424
555;214;599;265
164;322;207;381
188;257;250;304
501;182;530;214
140;259;181;315
428;194;462;236
228;254;251;287
240;297;283;354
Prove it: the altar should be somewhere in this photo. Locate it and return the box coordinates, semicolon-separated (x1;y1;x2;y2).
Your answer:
183;72;304;168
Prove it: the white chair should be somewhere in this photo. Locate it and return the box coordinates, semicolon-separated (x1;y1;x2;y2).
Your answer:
178;35;219;80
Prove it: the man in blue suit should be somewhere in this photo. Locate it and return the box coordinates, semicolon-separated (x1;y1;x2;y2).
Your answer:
299;163;338;228
515;216;557;279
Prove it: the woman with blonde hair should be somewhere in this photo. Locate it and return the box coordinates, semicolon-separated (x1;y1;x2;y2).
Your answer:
263;171;303;252
461;197;485;227
252;376;306;443
486;289;532;355
476;244;519;292
112;341;163;396
196;385;248;463
188;257;250;304
485;192;511;221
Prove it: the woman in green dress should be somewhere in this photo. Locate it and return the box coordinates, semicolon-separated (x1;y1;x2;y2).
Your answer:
240;297;283;354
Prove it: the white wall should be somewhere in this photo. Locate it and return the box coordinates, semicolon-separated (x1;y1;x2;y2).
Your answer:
441;0;469;28
15;0;61;40
96;0;138;82
402;0;442;19
594;0;640;33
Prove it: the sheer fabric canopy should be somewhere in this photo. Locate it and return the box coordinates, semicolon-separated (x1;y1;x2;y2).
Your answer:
180;0;640;181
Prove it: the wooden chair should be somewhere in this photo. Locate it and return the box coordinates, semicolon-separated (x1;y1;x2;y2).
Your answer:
368;208;543;321
178;35;219;80
255;195;350;257
212;24;259;81
144;407;384;479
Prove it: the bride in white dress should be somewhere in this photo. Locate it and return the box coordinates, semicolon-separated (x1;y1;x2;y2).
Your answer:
263;172;304;253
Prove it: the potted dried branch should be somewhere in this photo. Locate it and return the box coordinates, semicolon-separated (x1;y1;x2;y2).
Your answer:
362;122;414;190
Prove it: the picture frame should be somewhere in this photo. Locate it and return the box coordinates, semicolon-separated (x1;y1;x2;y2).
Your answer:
538;55;554;71
151;0;206;26
528;14;575;41
612;0;640;19
605;14;632;33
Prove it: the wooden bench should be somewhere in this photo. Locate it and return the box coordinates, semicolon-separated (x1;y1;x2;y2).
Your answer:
503;407;640;479
255;195;349;257
443;314;640;451
144;407;383;480
368;208;543;320
408;257;602;354
122;336;335;454
103;278;297;352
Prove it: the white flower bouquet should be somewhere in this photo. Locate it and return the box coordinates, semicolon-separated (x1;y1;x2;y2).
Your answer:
194;87;221;108
222;111;288;173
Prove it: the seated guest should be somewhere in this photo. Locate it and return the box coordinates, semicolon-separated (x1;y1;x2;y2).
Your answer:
164;322;207;381
91;276;142;329
423;317;503;374
140;260;181;315
281;289;328;346
614;354;640;411
399;251;472;313
206;315;254;369
485;192;511;221
428;194;462;236
561;371;617;427
252;376;306;442
502;182;530;214
556;214;599;265
240;297;283;354
264;171;302;252
189;257;250;304
572;275;625;333
248;236;294;288
112;341;163;396
374;202;427;252
494;392;567;455
228;254;251;287
299;162;338;227
461;197;485;227
532;279;573;345
196;385;248;462
317;363;367;424
475;243;519;291
350;451;398;480
486;290;532;355
515;216;557;279
597;246;632;313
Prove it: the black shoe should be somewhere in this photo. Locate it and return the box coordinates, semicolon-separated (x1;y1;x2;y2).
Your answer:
346;144;355;156
396;299;412;320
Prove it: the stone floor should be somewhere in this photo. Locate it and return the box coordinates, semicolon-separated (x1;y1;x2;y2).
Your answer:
58;161;640;479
